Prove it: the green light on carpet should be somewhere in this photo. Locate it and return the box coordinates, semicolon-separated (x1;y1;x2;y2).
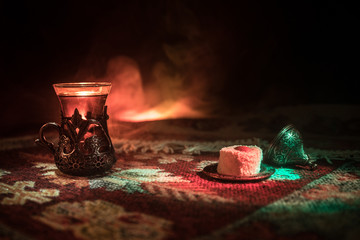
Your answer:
269;167;301;181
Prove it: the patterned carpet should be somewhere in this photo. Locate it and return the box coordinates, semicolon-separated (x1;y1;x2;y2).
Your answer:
0;115;360;240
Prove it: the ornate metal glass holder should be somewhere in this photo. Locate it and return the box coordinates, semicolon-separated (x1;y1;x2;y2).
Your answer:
36;82;116;176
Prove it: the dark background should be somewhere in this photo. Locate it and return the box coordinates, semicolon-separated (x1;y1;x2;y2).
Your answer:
1;0;359;136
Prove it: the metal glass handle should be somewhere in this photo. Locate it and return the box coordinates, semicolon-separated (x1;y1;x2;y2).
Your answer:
35;122;61;154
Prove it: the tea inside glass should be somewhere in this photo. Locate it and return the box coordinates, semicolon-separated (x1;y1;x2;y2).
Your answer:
53;82;112;119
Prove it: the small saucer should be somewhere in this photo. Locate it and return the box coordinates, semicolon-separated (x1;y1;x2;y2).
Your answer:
202;163;275;182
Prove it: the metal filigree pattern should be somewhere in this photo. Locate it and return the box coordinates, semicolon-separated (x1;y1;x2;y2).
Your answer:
265;124;317;170
36;107;116;176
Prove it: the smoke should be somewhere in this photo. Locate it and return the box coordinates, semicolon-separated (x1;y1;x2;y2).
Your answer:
104;43;216;121
79;1;227;122
105;56;146;119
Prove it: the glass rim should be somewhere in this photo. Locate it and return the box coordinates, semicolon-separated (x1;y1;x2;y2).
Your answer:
53;82;111;88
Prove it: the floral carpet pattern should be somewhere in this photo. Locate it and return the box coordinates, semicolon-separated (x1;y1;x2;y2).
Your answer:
0;122;360;240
